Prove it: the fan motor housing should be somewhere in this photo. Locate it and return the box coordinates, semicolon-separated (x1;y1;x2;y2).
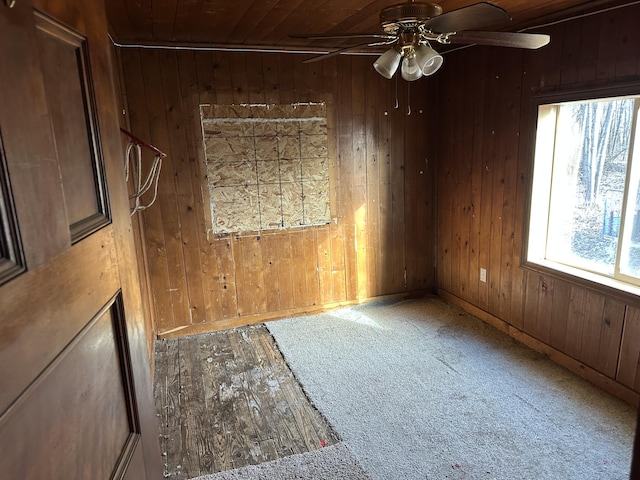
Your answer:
380;2;443;33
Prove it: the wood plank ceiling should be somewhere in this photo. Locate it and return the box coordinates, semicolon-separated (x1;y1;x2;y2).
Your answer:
106;0;632;50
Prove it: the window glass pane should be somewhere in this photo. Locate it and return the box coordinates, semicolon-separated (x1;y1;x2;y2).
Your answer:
620;107;640;279
545;98;635;276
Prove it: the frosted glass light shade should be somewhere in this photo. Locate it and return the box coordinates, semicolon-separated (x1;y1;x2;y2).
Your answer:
415;44;443;76
401;55;423;81
373;49;401;79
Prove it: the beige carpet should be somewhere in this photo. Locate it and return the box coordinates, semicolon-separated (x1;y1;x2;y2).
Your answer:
189;442;370;479
265;295;637;480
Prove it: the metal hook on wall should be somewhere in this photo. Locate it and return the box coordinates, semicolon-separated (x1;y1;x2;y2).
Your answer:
120;128;166;215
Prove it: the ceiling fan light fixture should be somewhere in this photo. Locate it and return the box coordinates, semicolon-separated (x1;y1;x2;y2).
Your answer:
415;44;443;76
401;53;423;81
297;2;551;76
374;48;402;79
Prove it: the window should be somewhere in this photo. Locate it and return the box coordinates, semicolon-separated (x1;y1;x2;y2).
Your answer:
527;88;640;291
200;103;331;234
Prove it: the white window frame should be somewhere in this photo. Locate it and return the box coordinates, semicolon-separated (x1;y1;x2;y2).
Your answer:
525;84;640;298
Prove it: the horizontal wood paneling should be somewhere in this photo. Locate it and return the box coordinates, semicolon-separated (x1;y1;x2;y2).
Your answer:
105;0;631;48
119;48;435;336
435;2;640;402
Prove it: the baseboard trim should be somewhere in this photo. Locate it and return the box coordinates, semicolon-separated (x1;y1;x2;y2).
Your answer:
158;289;434;339
438;289;640;407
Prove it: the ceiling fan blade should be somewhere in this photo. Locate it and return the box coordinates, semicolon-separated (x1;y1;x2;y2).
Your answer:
290;33;394;40
302;41;390;63
424;2;510;34
449;31;551;49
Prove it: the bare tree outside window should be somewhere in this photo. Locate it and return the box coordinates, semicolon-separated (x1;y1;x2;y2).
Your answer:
528;94;640;288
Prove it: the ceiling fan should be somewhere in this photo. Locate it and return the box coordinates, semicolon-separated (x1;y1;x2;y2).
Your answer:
292;1;550;81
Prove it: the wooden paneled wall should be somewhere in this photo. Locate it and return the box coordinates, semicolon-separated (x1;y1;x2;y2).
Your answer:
117;49;436;337
435;3;640;404
111;43;158;366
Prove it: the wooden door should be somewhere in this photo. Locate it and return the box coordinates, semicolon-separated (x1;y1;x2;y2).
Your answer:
0;0;161;478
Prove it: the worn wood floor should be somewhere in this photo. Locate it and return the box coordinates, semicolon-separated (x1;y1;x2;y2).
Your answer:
154;324;339;479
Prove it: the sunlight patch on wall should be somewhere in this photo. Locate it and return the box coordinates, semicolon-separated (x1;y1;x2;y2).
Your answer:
200;103;330;234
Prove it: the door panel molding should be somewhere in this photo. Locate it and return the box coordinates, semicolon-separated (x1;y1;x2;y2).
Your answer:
0;0;69;267
0;227;119;415
0;128;25;286
35;10;111;243
0;292;144;479
111;293;145;480
0;0;162;476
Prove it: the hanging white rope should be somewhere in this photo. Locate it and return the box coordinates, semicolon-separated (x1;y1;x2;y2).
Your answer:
125;139;163;215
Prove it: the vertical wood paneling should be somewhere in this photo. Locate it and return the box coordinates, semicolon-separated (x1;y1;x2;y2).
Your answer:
119;47;435;335
260;234;280;312
364;65;380;298
235;235;266;316
467;48;487;308
114;46;157;361
215;239;238;319
577;15;600;83
277;54;296;104
303;229;320;306
292;57;309;102
316;226;333;304
435;2;640;394
523;273;545;342
276;234;295;310
487;54;506;317
335;56;357;302
618;306;640;390
141;50;192;330
613;14;639;78
195;51;216;104
438;83;452;293
289;231;308;308
565;287;588;360
414;80;434;291
213;52;234;105
598;299;625;378
261;54;280;104
559;20;582;86
120;49;175;332
477;57;494;310
549;280;571;351
448;65;464;300
596;14;619;82
179;50;224;323
159;50;208;325
454;60;472;300
351;57;367;300
497;49;523;323
390;80;407;293
377;75;392;295
245;52;265;104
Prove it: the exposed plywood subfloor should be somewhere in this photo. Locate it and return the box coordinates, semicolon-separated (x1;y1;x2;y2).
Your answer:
154;325;339;479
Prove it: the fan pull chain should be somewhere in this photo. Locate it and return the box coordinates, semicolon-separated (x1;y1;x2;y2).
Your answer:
407;82;411;116
394;74;399;109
